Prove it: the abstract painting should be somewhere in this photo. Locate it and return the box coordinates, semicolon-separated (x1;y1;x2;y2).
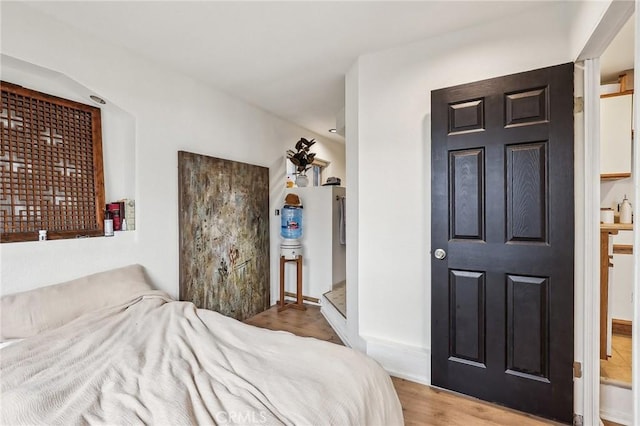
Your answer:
178;151;270;320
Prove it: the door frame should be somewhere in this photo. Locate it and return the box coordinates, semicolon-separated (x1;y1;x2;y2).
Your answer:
634;5;639;422
576;2;637;424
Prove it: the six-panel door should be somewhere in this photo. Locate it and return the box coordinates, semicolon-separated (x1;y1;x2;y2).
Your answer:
431;63;574;423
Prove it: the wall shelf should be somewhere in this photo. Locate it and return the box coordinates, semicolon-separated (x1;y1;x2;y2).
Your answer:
601;173;632;181
600;223;633;232
600;89;634;99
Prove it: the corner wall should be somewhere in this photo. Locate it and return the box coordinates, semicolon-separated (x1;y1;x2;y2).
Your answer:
0;2;345;299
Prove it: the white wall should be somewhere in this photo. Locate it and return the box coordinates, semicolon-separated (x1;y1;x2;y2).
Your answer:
348;2;582;380
601;177;634;211
570;0;613;60
0;2;345;299
313;139;346;186
344;60;366;351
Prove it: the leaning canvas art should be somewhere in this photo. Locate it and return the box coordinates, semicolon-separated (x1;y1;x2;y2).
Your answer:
178;151;270;320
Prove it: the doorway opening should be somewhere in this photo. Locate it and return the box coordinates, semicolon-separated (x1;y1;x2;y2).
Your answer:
577;2;637;423
283;149;348;324
596;10;635;425
599;12;634;388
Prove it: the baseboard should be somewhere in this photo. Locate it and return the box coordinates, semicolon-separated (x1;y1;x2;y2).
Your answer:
612;319;632;336
362;335;430;385
600;382;633;425
320;300;351;348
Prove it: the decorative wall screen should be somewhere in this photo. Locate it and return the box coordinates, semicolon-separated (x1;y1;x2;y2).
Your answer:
0;81;105;242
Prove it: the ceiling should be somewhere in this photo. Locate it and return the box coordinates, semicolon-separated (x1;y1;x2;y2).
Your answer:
600;13;635;83
24;1;563;142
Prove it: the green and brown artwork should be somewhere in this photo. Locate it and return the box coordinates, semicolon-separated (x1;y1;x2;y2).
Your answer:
178;151;270;320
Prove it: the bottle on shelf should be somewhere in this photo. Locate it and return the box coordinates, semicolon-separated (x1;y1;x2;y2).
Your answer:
619;194;632;224
104;211;114;237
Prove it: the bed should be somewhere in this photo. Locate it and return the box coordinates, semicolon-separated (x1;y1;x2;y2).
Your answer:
0;265;403;425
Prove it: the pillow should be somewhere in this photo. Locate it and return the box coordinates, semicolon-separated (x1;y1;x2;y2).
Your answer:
1;264;153;341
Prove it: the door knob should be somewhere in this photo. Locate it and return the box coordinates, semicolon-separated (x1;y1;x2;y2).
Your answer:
434;248;447;260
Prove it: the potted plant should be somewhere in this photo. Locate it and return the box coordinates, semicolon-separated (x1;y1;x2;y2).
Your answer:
287;137;316;187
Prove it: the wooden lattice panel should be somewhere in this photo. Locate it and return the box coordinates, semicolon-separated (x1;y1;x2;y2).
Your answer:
0;81;104;242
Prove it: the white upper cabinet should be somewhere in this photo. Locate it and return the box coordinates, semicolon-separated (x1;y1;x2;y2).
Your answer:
600;92;633;178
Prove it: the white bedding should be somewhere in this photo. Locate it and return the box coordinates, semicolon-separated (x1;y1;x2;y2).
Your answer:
0;339;22;350
0;291;403;425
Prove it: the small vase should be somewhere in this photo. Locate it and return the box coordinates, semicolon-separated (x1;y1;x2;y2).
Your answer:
296;174;309;187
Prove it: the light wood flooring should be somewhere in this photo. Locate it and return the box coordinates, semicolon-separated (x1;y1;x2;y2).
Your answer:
323;281;346;317
245;304;563;425
600;333;632;384
244;303;343;345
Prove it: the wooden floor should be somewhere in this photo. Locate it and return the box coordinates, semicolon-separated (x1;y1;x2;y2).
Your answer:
600;333;632;384
246;304;563;425
244;303;343;345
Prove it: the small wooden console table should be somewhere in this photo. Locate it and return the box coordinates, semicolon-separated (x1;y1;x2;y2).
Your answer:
278;255;306;312
600;223;633;360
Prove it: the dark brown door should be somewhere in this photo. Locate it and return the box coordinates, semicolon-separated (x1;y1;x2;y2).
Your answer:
431;63;574;423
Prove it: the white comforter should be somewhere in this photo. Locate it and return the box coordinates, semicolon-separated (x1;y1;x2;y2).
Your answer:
0;291;403;425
